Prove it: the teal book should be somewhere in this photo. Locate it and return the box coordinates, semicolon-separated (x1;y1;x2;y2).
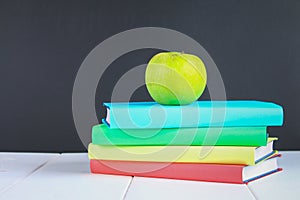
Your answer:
102;100;284;129
92;124;268;146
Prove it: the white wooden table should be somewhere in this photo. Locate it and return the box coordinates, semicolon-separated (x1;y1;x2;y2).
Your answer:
0;151;299;200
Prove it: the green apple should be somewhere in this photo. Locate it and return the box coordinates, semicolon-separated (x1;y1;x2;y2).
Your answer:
145;52;207;105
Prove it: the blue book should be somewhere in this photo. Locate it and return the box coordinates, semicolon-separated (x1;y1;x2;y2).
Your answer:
102;101;284;129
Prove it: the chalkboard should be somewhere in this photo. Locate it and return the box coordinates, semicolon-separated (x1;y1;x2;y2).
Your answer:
0;0;299;152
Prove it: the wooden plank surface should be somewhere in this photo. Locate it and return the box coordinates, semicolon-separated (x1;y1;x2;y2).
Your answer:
0;153;132;200
1;151;299;200
124;177;255;200
0;153;57;194
248;151;300;199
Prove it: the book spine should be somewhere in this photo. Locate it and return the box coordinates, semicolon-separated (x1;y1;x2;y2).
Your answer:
90;160;244;184
88;144;255;165
105;104;283;129
92;124;267;146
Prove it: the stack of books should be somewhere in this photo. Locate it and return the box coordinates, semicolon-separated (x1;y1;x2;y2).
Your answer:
88;100;284;184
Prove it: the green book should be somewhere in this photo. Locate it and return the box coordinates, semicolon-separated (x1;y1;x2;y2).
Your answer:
92;124;267;146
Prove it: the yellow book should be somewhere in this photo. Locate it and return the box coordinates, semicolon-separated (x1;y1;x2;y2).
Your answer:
88;138;277;166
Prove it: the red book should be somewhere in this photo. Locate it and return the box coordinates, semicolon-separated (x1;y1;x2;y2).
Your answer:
90;156;281;184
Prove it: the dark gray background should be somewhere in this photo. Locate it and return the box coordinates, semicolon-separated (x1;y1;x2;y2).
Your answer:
0;0;299;152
